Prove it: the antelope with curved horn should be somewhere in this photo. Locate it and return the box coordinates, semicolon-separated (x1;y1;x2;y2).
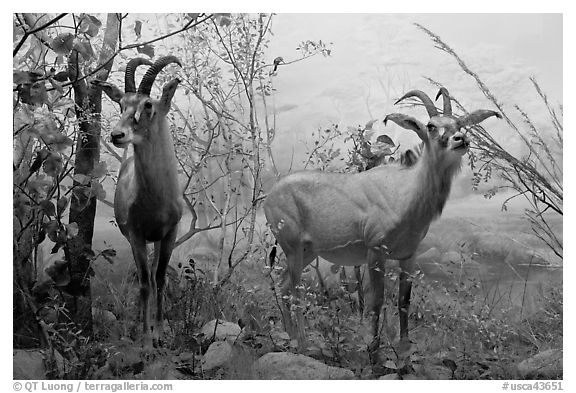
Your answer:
92;56;183;347
264;88;501;358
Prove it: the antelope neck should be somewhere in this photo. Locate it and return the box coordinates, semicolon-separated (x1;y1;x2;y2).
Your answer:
132;121;180;204
406;145;461;222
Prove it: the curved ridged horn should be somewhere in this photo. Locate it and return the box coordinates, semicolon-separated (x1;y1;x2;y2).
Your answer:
435;87;452;116
394;90;439;118
137;56;182;96
458;109;502;128
125;58;153;93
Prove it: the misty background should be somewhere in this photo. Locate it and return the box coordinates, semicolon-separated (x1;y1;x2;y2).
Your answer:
94;13;563;260
266;14;562;188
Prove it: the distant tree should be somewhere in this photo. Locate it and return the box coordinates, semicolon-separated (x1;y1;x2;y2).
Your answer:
159;13;331;286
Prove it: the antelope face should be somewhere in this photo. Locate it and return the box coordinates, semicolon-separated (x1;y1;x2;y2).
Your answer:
92;56;181;149
427;116;470;157
111;94;158;148
385;88;500;166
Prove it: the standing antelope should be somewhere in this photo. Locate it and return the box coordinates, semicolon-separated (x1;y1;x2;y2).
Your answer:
92;56;183;347
264;88;501;357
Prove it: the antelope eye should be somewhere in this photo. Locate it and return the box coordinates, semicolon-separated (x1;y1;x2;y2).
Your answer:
144;101;153;110
427;123;437;132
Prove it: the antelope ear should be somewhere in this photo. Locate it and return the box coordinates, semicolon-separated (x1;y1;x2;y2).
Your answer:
91;80;124;104
384;113;428;142
401;149;419;167
458;109;501;128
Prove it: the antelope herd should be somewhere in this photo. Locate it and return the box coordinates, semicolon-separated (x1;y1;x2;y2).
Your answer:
98;56;501;358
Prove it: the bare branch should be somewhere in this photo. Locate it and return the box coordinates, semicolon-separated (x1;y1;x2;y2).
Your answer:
13;13;67;57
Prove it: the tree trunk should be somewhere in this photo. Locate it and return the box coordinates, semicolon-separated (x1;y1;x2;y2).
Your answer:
64;13;119;336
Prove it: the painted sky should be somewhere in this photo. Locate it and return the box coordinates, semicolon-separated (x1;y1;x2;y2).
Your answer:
264;13;563;170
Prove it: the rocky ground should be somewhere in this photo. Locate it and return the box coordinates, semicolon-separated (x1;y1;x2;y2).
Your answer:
13;318;563;380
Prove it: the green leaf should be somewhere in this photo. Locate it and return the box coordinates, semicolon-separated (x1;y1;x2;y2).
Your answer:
215;13;232;27
78;14;102;37
29;149;47;174
57;228;67;244
13;70;43;85
13;106;34;130
65;222;79;239
91;180;107;201
56;196;68;217
72;174;90;186
30;109;59;140
136;44;155;58
52;33;75;55
45;259;70;287
42;152;62;177
48;77;64;94
52;97;75;113
384;360;398;369
13;193;32;219
40;200;56;217
50;133;73;152
92;161;108;179
134;20;142;39
27;175;52;197
364;129;375;141
365;119;377;130
37;226;46;245
52;71;69;82
19;82;48;106
376;134;395;147
73;38;94;61
44;220;60;242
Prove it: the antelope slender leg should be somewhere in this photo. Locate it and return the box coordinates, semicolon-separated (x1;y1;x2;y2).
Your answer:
399;255;416;342
150;241;161;342
129;233;152;348
280;242;310;349
367;250;385;364
354;265;364;317
153;226;178;346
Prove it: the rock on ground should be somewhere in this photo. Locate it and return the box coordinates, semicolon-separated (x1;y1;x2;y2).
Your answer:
379;373;400;380
92;307;117;323
140;359;182;379
202;341;234;371
518;349;563;379
14;350;47;379
254;352;354;380
417;247;441;262
200;320;241;343
13;349;64;379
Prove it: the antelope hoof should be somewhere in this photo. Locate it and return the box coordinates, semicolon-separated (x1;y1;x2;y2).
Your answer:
152;328;165;348
368;338;382;373
152;333;166;349
368;337;380;357
142;336;154;351
398;336;413;356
